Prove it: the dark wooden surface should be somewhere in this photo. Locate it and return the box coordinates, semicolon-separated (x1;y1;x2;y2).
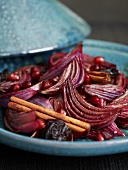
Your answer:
0;1;128;170
1;142;128;170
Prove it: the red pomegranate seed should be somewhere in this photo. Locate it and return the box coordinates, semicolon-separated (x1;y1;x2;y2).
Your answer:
37;119;46;129
30;67;41;80
41;80;53;90
7;73;20;81
90;64;100;71
56;108;66;115
31;71;41;80
84;73;92;84
50;76;59;84
22;81;32;88
89;95;100;105
94;56;104;65
97;98;107;108
95;133;104;141
9;84;21;92
30;66;40;73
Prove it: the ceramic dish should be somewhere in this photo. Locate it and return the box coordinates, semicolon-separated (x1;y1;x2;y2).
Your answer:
0;0;91;57
0;39;128;157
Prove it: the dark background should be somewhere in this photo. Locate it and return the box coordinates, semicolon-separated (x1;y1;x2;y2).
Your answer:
60;0;128;45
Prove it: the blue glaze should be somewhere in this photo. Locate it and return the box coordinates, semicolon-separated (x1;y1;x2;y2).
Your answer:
0;0;91;57
0;39;128;156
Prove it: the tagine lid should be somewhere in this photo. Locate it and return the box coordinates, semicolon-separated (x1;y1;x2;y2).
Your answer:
0;0;91;57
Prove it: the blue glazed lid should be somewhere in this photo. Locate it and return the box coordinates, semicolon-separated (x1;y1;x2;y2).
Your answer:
0;0;91;57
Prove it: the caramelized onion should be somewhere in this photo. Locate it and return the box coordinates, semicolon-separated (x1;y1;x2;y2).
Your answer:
63;79;119;129
0;82;42;108
39;43;82;81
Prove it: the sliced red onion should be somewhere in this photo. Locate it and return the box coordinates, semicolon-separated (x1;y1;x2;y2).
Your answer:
39;43;82;81
62;79;118;129
74;55;85;87
84;74;125;102
71;58;80;85
107;90;128;108
4;108;46;134
5;109;36;127
0;82;42;108
0;70;31;92
40;53;84;95
48;52;67;67
69;59;76;80
84;85;124;101
67;78;118;113
40;63;72;95
115;105;128;128
28;94;53;110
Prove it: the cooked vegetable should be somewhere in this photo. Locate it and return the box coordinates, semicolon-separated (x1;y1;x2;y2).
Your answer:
1;43;128;141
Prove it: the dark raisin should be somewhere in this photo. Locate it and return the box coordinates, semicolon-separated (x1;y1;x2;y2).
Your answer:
39;119;73;141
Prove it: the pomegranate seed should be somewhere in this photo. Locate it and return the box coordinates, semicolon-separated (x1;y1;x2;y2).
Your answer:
37;119;46;129
30;66;41;80
22;81;32;89
94;56;104;65
41;80;52;90
56;108;66;115
31;71;40;80
89;95;100;105
9;84;21;92
7;73;20;81
30;66;40;73
84;73;92;84
97;98;107;108
95;133;104;141
90;64;100;71
50;76;59;84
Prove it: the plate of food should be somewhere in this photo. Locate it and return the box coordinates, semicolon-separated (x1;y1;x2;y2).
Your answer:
0;39;128;157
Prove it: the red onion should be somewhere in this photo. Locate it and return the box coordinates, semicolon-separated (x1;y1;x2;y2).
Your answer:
39;43;83;81
4;108;46;134
40;63;72;95
28;94;53;110
48;52;67;67
84;73;125;102
40;50;84;94
63;79;118;129
0;82;42;108
0;70;31;92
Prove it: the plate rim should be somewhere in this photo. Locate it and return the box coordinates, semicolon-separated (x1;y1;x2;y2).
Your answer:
0;39;128;156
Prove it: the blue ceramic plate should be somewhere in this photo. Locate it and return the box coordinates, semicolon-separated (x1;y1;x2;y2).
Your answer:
0;39;128;157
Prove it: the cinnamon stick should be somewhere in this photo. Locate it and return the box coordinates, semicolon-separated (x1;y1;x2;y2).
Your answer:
9;96;91;130
8;101;87;133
